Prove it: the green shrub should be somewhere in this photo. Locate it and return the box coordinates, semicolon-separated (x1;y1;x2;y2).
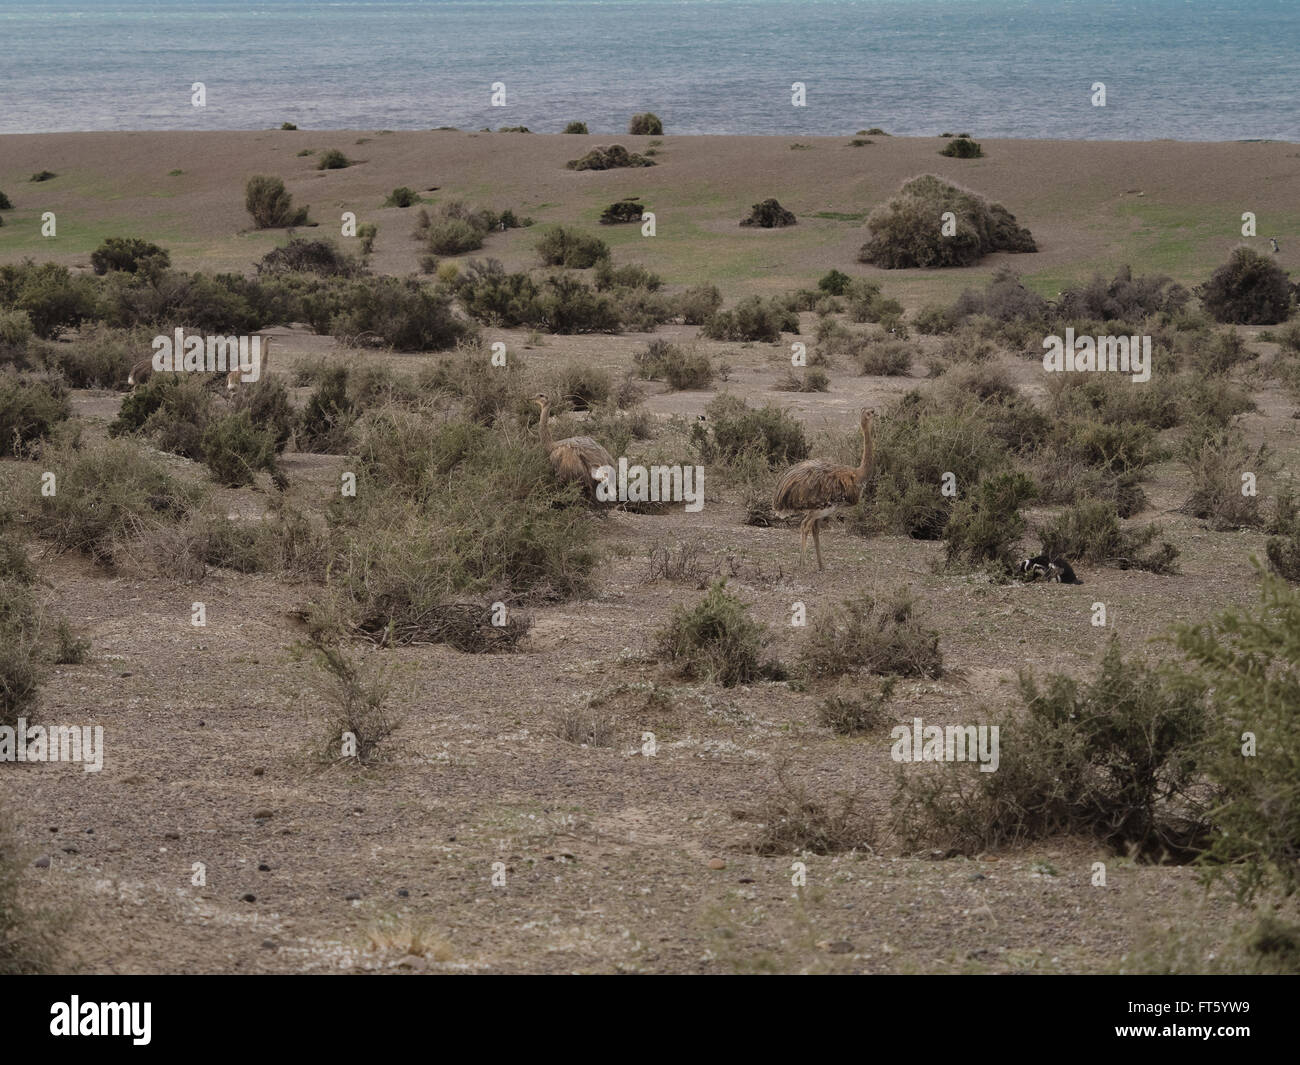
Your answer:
818;269;851;296
859;175;1036;269
628;112;663;136
654;580;769;687
425;217;485;255
2;262;97;340
599;198;644;225
701;295;796;342
32;323;139;389
739;199;796;228
893;640;1210;859
0;373;70;455
316;148;352;170
1038;499;1179;573
297;366;356;453
562;121;589;134
0;192;12;210
29;171;56;182
90;237;171;276
383;186;420;208
674;284;723;324
536;226;609;268
244;175;309;228
1200;247;1293;325
230;375;293;452
33;437;202;563
697;394;809;467
257;238;358;277
1176;573;1300;898
200;410;280;487
774;367;829;393
329;277;469;351
566;144;655;171
939;136;983;158
944;471;1036;567
634;339;714;390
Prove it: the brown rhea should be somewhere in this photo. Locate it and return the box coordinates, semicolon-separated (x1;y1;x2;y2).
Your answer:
534;393;616;502
772;408;875;571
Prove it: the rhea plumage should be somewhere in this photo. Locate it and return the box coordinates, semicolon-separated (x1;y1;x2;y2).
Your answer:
534;393;616;501
772;408;875;570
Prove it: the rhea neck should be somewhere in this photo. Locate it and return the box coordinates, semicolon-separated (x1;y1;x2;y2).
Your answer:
855;418;874;483
537;403;554;451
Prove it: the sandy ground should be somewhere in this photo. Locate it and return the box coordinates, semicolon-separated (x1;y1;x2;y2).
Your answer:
1;132;1297;973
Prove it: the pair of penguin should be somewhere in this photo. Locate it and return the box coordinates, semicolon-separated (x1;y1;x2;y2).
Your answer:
1014;553;1082;585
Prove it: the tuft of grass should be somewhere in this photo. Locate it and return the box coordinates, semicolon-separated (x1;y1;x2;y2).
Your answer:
798;591;943;680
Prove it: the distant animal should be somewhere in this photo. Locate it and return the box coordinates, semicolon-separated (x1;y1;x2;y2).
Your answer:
1270;237;1281;254
1015;554;1082;584
772;408;874;571
225;335;272;392
534;393;616;501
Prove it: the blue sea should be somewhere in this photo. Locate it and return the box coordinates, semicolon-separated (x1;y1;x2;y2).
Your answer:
1;0;1296;139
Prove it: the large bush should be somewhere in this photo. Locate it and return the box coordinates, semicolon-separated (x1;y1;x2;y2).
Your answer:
1200;247;1292;325
859;175;1036;269
90;237;171;276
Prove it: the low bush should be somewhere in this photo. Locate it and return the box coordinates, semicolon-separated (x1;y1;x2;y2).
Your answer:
90;237;170;276
566;145;655;170
535;226;609;269
798;591;943;680
739;199;796;228
1200;247;1293;325
244;175;309;228
654;580;770;687
628;112;664;135
0;373;70;455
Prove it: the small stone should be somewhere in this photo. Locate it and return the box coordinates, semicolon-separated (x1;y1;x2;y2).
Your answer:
241;893;256;903
819;940;854;954
969;873;986;881
164;831;180;840
33;856;50;868
257;863;270;872
397;888;409;898
707;858;726;870
49;826;59;833
253;810;273;821
119;671;133;678
738;877;755;884
345;892;360;901
261;939;277;950
198;720;205;727
253;767;264;777
61;846;79;854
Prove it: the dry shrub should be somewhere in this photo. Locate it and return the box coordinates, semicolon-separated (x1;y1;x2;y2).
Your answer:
740;761;877;855
799;591;943;680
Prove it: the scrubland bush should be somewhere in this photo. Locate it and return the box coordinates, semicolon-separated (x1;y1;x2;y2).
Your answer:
257;238;359;277
90;237;170;276
566;144;655;170
1180;430;1267;529
1200;247;1293;325
536;226;609;269
654;580;770;687
741;762;876;855
0;373;70;455
383;187;420;208
893;641;1209;860
296;365;356;453
628;113;664;135
244;175;309;228
694;394;809;468
635;339;714;390
32;438;201;563
0;262;97;340
1037;499;1179;573
939;136;982;158
798;591;943;680
673;284;724;324
200;411;280;487
599;198;644;225
943;471;1036;567
817;678;897;735
316;148;352;170
701;295;797;342
739;199;796;228
859;175;1035;269
562;121;589;134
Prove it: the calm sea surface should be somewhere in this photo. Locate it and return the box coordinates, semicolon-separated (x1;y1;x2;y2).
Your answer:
1;0;1296;139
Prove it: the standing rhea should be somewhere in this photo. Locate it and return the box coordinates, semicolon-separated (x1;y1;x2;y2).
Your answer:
534;393;616;501
773;408;875;571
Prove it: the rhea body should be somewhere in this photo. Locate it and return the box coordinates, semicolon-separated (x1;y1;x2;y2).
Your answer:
772;408;875;571
534;394;616;501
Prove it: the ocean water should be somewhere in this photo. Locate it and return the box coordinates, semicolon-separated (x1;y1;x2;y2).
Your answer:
1;0;1296;140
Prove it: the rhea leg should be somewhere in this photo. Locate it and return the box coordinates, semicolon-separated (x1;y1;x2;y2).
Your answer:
798;516;810;562
811;519;825;571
